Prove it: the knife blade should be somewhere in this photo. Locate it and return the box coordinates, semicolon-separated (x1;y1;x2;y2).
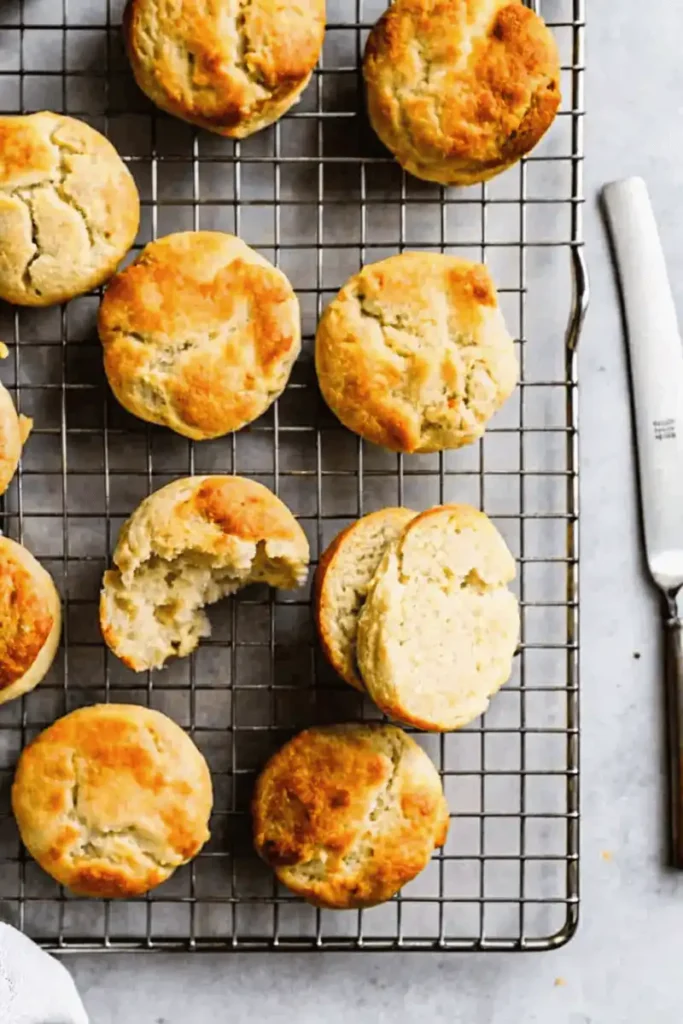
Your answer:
603;177;683;590
603;176;683;867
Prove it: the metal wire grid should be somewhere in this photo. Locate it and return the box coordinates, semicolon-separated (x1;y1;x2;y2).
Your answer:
0;0;586;952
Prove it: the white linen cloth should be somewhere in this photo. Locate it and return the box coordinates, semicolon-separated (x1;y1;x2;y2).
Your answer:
0;923;88;1024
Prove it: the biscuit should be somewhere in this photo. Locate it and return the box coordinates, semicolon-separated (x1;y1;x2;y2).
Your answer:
253;723;449;909
12;704;212;897
123;0;326;139
99;232;301;440
364;0;561;186
0;112;140;306
100;475;309;671
0;376;31;497
315;507;416;691
0;537;61;707
315;252;518;453
357;504;519;731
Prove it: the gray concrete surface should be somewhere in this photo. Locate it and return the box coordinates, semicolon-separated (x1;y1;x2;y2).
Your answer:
62;2;683;1020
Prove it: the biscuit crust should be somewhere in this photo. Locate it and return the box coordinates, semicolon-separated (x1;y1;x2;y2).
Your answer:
124;0;326;138
315;252;518;453
253;723;449;908
357;504;520;731
364;0;561;186
0;537;61;707
12;704;212;897
0;112;140;306
99;232;301;440
314;508;416;690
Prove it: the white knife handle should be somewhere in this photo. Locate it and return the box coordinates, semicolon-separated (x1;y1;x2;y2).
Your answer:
603;177;683;590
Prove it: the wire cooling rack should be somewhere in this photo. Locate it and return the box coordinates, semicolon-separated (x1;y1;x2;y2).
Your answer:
0;0;587;952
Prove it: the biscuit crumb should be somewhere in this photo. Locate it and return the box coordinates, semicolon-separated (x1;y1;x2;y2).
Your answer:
601;849;613;862
0;342;8;359
18;415;33;445
554;977;566;988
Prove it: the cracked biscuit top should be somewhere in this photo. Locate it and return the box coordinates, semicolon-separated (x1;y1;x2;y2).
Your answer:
123;0;326;139
98;232;301;439
363;0;561;186
315;252;518;453
12;704;213;897
253;723;449;908
0;112;140;307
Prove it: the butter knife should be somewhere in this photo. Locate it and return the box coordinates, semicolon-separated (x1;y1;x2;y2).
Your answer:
603;177;683;868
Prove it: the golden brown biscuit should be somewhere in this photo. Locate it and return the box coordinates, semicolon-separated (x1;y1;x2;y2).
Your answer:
100;475;310;671
0;376;31;497
315;252;518;453
12;704;212;897
364;0;561;186
98;232;301;440
0;112;140;306
123;0;326;139
253;723;449;908
315;507;416;691
0;537;61;706
357;504;520;731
